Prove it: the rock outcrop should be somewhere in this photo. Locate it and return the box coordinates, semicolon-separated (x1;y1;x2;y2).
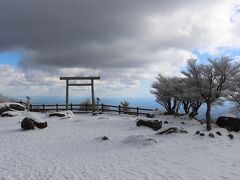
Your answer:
21;117;48;130
216;116;240;132
136;119;162;131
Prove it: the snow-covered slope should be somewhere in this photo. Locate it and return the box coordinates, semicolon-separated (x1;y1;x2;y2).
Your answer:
0;113;239;180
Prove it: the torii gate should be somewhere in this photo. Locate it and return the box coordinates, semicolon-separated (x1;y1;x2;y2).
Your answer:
60;76;100;112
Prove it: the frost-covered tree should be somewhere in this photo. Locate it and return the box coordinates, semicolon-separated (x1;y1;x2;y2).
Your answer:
182;56;240;131
228;73;240;109
151;75;181;115
172;78;203;118
151;75;202;117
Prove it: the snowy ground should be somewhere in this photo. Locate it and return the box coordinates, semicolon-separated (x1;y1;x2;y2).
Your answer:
0;112;240;180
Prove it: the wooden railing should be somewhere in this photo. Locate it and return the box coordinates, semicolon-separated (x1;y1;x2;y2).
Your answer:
29;103;157;116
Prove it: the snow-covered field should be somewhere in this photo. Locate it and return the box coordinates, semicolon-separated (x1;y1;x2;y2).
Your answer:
0;112;240;180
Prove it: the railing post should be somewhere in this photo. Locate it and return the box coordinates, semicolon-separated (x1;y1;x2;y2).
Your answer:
70;103;73;111
118;105;121;115
101;103;104;113
56;104;58;112
43;104;45;111
85;103;88;112
137;107;139;116
30;104;32;111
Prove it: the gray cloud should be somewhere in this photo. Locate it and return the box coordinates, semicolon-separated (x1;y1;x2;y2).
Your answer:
0;0;219;69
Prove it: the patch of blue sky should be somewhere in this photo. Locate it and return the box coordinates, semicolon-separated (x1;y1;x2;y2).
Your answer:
0;51;21;67
192;47;240;64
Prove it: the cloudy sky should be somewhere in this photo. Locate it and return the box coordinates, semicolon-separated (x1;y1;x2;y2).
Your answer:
0;0;240;100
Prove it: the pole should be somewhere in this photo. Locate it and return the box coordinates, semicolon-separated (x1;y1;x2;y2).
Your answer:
26;96;31;112
91;79;95;113
66;79;69;111
96;98;100;115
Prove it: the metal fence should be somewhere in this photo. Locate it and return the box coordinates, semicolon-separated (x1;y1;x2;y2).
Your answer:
29;103;157;116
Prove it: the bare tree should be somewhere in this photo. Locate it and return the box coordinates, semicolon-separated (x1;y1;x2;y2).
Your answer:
120;101;130;114
0;93;15;103
182;56;240;130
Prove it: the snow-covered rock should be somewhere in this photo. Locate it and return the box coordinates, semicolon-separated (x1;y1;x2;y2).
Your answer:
0;102;26;114
49;111;74;119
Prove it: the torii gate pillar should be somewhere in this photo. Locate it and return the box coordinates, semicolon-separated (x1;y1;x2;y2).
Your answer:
60;77;100;112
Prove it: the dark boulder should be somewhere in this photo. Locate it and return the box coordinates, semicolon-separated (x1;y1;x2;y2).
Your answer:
33;121;48;129
21;117;48;130
216;116;240;132
195;130;200;135
164;121;169;124
216;131;222;136
146;113;154;118
200;133;205;136
209;133;215;138
21;118;35;130
228;134;234;140
49;112;65;117
136;119;162;131
102;136;110;141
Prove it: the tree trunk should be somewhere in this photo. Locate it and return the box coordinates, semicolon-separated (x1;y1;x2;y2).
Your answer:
206;102;212;131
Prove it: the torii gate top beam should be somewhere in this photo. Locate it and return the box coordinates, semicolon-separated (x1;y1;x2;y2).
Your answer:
60;76;100;112
60;77;100;80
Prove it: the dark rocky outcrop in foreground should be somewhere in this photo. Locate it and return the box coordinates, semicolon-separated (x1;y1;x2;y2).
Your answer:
136;119;162;131
157;127;188;135
21;117;48;130
216;116;240;132
49;112;66;117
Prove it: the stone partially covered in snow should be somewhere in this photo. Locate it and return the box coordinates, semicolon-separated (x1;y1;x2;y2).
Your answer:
136;119;162;131
49;111;74;119
122;135;158;146
1;111;19;117
49;112;66;117
147;110;162;118
157;127;188;135
33;121;48;129
0;102;26;114
21;113;48;130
